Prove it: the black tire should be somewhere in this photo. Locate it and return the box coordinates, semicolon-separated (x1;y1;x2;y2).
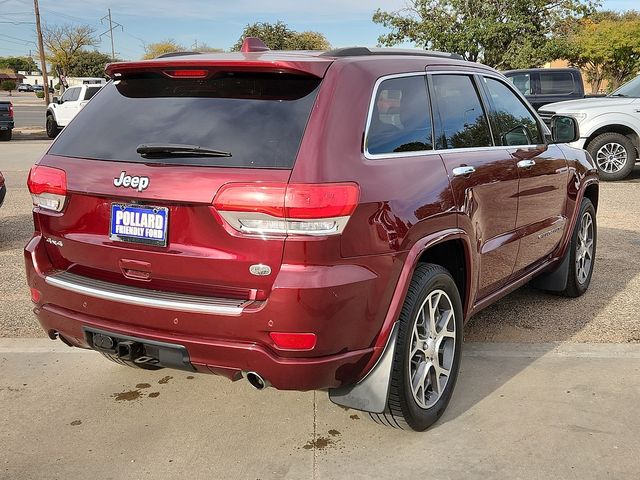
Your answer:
586;133;636;181
0;129;11;141
371;263;463;431
561;198;597;297
46;114;59;139
99;351;163;371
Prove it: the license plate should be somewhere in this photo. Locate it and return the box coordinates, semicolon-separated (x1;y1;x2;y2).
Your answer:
110;203;169;247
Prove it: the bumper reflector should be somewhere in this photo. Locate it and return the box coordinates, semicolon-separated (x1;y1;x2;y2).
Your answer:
269;332;317;351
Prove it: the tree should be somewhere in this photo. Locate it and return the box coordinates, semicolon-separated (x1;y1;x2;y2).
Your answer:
232;21;330;51
67;50;115;78
372;0;597;70
143;40;185;59
561;11;640;92
0;56;39;73
192;42;224;53
1;80;17;96
43;24;98;78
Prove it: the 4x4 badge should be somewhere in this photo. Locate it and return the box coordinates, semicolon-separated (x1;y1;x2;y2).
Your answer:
113;171;149;192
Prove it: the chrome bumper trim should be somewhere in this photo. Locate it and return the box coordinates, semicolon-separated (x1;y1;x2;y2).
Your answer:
45;271;254;316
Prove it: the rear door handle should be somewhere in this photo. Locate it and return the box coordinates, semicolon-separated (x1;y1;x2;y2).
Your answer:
517;159;536;169
452;166;476;177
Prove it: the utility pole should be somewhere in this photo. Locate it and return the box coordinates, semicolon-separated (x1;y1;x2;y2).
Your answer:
33;0;50;105
100;8;123;61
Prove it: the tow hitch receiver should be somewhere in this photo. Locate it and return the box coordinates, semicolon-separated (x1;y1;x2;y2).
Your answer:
84;328;196;371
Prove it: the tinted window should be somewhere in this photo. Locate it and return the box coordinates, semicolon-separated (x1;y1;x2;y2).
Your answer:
367;76;433;155
49;72;321;168
61;88;78;102
484;77;542;146
431;75;492;149
507;73;532;96
539;72;575;95
83;86;101;100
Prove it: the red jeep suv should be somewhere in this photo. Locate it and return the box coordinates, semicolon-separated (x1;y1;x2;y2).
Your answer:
25;39;598;431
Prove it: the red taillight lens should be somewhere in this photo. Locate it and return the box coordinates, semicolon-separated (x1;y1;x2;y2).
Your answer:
214;183;286;217
269;332;317;351
213;182;359;236
164;69;209;78
27;165;67;211
285;184;360;219
8;103;13;118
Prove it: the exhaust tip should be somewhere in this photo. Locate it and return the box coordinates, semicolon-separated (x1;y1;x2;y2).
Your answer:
246;371;268;390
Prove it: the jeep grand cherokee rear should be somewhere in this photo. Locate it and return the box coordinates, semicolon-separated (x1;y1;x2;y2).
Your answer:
25;39;598;431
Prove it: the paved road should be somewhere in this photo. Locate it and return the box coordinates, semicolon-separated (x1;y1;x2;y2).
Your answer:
13;104;46;129
1;340;639;479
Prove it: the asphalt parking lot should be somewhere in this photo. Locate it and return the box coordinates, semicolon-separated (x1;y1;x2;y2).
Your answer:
1;140;640;478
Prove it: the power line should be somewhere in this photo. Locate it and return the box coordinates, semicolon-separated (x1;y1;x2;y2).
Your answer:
99;8;123;61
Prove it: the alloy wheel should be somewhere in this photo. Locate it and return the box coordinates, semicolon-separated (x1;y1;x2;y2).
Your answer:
576;211;594;284
596;142;627;173
408;289;456;409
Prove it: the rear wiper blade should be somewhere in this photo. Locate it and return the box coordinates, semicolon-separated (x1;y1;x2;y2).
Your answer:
136;144;232;157
609;93;628;97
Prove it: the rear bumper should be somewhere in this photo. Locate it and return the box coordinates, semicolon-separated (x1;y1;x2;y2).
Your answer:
25;234;397;390
0;121;13;130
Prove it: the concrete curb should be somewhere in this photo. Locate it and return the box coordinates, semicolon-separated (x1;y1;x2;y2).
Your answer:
12;128;49;141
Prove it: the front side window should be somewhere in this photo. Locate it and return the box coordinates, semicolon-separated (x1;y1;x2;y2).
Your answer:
431;75;493;149
484;77;542;146
366;75;433;155
61;88;78;102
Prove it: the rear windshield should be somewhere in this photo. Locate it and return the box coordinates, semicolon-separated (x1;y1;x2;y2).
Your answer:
49;72;322;168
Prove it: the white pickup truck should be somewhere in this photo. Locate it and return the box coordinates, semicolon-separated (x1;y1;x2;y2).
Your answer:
540;75;640;181
46;84;103;138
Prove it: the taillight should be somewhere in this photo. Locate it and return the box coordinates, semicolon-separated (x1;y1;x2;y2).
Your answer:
269;332;317;351
8;103;13;118
213;182;360;236
27;165;67;212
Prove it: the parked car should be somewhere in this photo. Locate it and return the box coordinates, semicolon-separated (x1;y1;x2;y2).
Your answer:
32;85;45;92
0;101;14;141
539;74;640;181
25;39;599;431
17;83;34;92
503;68;599;110
0;171;5;208
45;84;103;138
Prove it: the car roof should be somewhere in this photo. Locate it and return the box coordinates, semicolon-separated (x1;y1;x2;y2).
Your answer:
106;48;498;79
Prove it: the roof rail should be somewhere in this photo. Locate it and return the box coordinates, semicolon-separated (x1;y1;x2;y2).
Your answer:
155;51;203;59
321;47;464;60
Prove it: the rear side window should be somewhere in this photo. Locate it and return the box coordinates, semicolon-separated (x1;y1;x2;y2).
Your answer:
539;71;575;95
431;75;492;149
83;86;101;100
483;77;542;146
366;75;433;155
49;72;321;168
507;73;532;96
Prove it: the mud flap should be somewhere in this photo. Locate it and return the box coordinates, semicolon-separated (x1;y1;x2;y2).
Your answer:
328;322;399;414
530;247;570;292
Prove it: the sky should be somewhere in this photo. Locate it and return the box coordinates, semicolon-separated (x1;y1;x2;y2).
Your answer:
0;0;638;61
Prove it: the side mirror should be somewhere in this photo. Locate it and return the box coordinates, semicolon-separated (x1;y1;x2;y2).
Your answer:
551;115;579;144
52;96;59;104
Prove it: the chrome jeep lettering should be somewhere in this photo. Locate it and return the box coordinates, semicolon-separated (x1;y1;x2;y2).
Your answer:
113;171;149;192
